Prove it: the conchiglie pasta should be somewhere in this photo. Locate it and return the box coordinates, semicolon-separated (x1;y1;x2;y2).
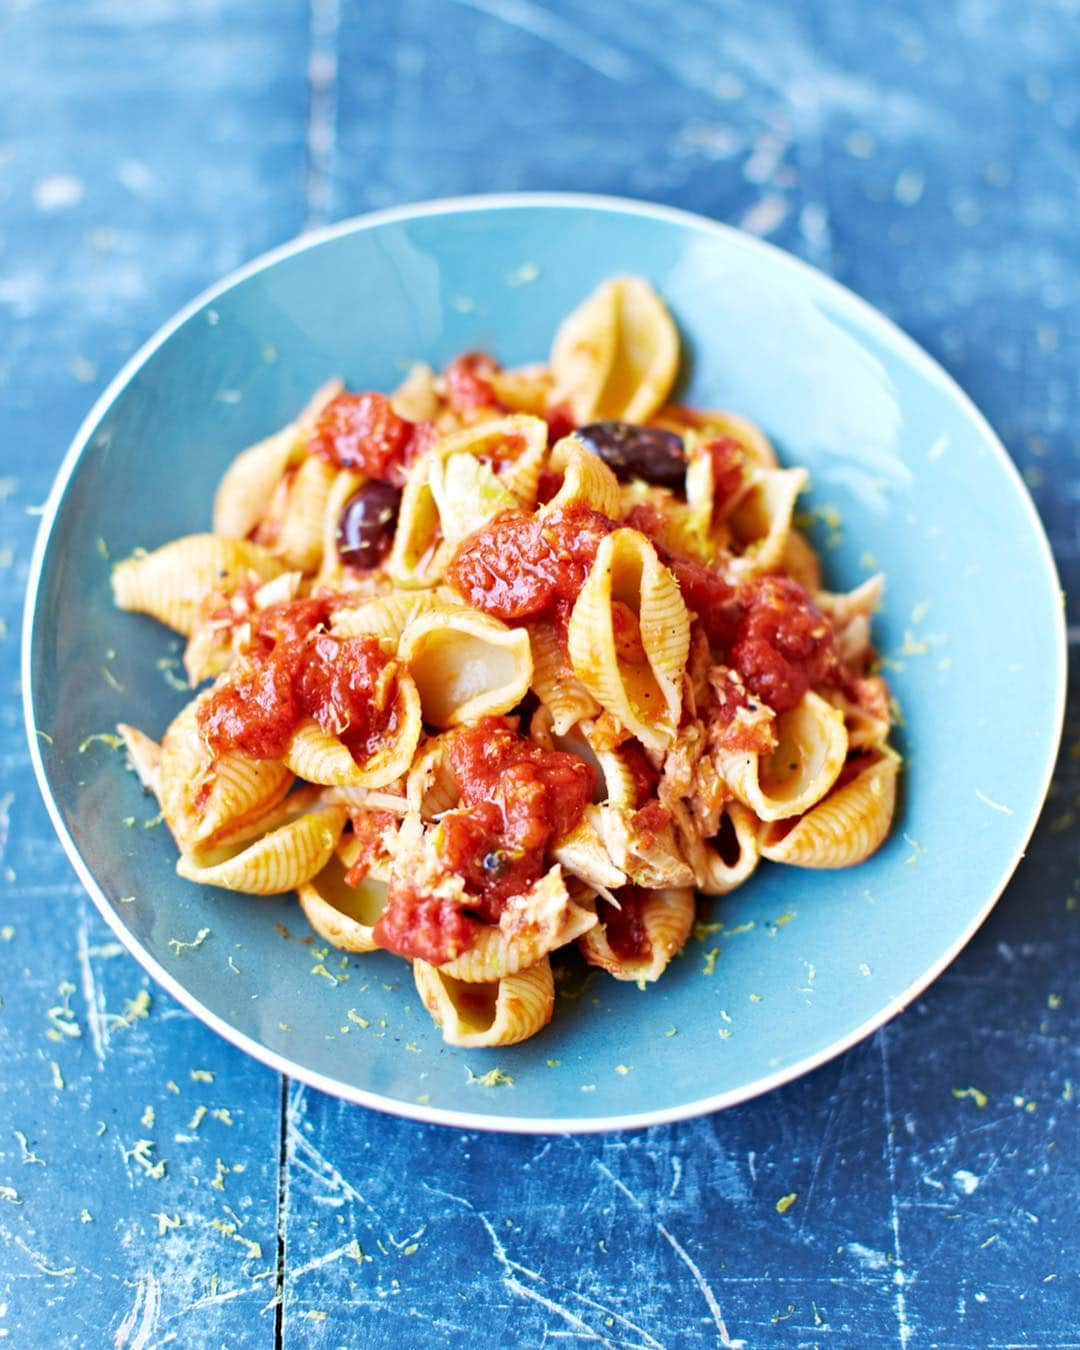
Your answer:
400;607;532;727
330;590;438;652
273;454;339;573
727;466;808;576
157;691;293;856
526;621;601;735
718;690;847;822
282;672;422;788
437;867;596;982
567;529;689;753
117;722;162;795
313;467;365;590
652;405;778;471
177;799;347;894
212;379;342;539
112;536;285;637
414;957;555;1047
594;804;695;890
297;834;392;952
541;435;622;518
759;749;900;868
551;277;679;424
579;886;695;983
671;799;760;896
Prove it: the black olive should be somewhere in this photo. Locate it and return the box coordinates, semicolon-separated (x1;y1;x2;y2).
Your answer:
336;482;402;569
575;421;686;488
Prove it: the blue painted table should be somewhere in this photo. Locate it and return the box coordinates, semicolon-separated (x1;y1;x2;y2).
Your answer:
2;2;1077;1344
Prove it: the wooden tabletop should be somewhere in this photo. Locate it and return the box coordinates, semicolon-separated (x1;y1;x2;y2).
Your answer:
1;1;1077;1344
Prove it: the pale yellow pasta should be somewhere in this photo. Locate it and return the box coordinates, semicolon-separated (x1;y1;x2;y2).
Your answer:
213;379;342;539
489;363;555;416
438;867;596;982
177;800;347;894
821;680;892;751
405;736;462;819
540;435;622;518
428;452;518;552
781;528;822;591
551;809;628;893
156;691;293;856
273;454;339;573
282;673;422;787
652;405;778;471
718;691;848;822
567;529;689;753
297;833;392;952
670;799;760;896
526;621;601;735
112;535;285;637
550;276;679;424
391;362;439;422
182;570;303;685
312;467;365;590
727;466;808;576
414;958;554;1047
330;590;437;651
578;886;695;983
399;606;532;727
759;749;900;868
815;575;884;669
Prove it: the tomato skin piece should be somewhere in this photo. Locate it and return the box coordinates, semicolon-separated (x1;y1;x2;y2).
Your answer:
308;391;415;485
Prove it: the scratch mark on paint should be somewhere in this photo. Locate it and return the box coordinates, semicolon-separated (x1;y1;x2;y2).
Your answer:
878;1028;913;1348
656;1224;742;1348
113;1273;160;1350
288;1239;364;1280
76;910;108;1064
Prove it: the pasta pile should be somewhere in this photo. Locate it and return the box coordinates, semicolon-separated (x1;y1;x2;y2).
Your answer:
113;277;899;1048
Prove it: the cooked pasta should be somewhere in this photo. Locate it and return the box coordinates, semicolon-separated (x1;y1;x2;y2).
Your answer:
112;277;899;1047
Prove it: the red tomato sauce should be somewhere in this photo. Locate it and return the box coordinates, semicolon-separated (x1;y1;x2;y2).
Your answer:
621;740;660;808
372;720;595;964
446;504;616;630
198;598;399;764
598;887;652;964
730;575;835;713
442;352;505;414
704;436;746;515
308;391;418;485
344;809;398;886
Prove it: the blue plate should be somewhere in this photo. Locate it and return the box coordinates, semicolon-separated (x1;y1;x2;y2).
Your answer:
23;195;1066;1132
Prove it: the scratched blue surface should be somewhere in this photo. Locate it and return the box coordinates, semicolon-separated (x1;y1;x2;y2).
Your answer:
1;1;1077;1345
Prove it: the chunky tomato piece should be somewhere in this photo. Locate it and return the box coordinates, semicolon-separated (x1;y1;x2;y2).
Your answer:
446;505;615;625
620;740;660;808
599;887;652;964
704;436;746;515
730;576;835;712
308;391;415;485
442;352;504;414
373;881;479;966
198;597;398;763
344;810;398;887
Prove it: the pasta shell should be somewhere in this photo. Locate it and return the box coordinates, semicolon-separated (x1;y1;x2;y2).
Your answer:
566;529;689;753
385;450;448;588
489;363;555;416
670;799;760;895
727;467;808;576
400;606;532;727
158;691;293;855
780;529;822;591
718;690;847;822
273;454;338;573
182;570;303;686
428;452;518;552
414;957;555;1047
391;362;439;422
578;886;695;983
312;467;365;590
550;277;679;424
212;380;342;539
438;867;597;982
541;436;622;518
117;722;162;794
821;682;892;751
526;621;601;735
760;748;900;868
297;834;391;953
112;536;285;637
652;406;778;471
177;800;347;894
283;672;422;788
331;590;437;652
405;735;463;818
